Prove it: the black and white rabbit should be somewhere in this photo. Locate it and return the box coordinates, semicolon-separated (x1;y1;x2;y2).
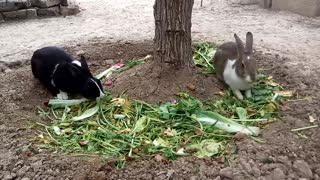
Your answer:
31;46;104;100
213;32;257;100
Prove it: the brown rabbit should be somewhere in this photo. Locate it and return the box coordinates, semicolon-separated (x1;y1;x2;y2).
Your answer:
213;32;257;100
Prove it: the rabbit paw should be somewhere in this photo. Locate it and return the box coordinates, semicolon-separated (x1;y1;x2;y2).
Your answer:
233;89;243;100
245;89;252;98
57;91;68;100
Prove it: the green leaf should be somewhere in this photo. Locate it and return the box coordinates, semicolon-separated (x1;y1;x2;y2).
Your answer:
236;107;248;120
159;103;170;119
131;116;149;134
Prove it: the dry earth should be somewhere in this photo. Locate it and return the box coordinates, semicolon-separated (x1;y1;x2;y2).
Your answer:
0;0;320;180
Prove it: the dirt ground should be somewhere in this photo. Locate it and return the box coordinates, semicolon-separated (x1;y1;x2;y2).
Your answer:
0;0;320;180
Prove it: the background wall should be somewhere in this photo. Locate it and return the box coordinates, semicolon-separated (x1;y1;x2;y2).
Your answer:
236;0;320;17
0;0;80;22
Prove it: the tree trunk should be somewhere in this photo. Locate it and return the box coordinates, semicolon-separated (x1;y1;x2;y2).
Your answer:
153;0;194;68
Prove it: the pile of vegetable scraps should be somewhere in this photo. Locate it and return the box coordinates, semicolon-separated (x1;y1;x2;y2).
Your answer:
34;43;291;167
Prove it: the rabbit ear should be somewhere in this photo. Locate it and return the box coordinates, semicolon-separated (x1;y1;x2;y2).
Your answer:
245;32;253;53
234;33;244;57
79;55;93;76
79;55;89;70
64;63;81;78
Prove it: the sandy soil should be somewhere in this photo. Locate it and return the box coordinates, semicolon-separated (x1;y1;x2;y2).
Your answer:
0;0;320;70
0;0;320;180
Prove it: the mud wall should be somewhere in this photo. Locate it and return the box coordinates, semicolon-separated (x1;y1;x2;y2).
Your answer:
0;0;80;22
237;0;320;17
269;0;320;17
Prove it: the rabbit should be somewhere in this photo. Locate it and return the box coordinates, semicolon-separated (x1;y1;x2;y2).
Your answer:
213;32;257;100
31;46;104;100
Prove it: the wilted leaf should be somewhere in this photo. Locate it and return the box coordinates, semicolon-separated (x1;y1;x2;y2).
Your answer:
194;127;202;136
118;128;131;134
309;115;316;123
188;139;224;158
111;98;126;107
186;83;196;91
132;148;139;154
153;137;169;147
104;79;113;86
176;148;187;155
38;134;56;145
264;103;277;113
155;154;165;162
122;98;132;114
53;126;61;135
233;132;246;141
114;114;126;120
218;91;226;96
164;128;174;136
59;122;71;127
60;128;73;135
276;91;293;97
79;140;88;146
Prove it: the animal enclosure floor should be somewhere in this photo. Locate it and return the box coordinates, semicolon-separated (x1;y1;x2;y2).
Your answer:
0;41;319;179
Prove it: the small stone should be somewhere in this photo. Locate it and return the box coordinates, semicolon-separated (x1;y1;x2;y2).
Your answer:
240;0;258;5
0;14;5;23
219;167;233;179
76;50;85;56
60;5;80;16
269;168;286;180
233;132;246;141
31;0;61;8
37;6;60;16
89;171;106;180
9;89;17;95
47;176;55;180
240;159;253;175
31;160;43;171
277;156;292;167
259;0;272;8
104;59;115;65
186;83;196;91
4;173;17;180
17;165;31;177
26;9;37;18
60;0;68;6
4;68;12;73
21;178;31;180
15;160;24;167
2;9;37;19
293;160;313;178
0;0;31;12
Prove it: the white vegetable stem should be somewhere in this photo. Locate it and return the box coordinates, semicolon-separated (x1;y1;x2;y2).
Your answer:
71;105;99;121
49;98;88;107
195;111;260;136
95;64;123;80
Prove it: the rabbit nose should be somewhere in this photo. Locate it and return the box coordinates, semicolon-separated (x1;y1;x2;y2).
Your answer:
245;75;252;82
99;91;105;97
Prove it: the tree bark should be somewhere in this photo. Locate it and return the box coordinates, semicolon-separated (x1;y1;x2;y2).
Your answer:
153;0;194;68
